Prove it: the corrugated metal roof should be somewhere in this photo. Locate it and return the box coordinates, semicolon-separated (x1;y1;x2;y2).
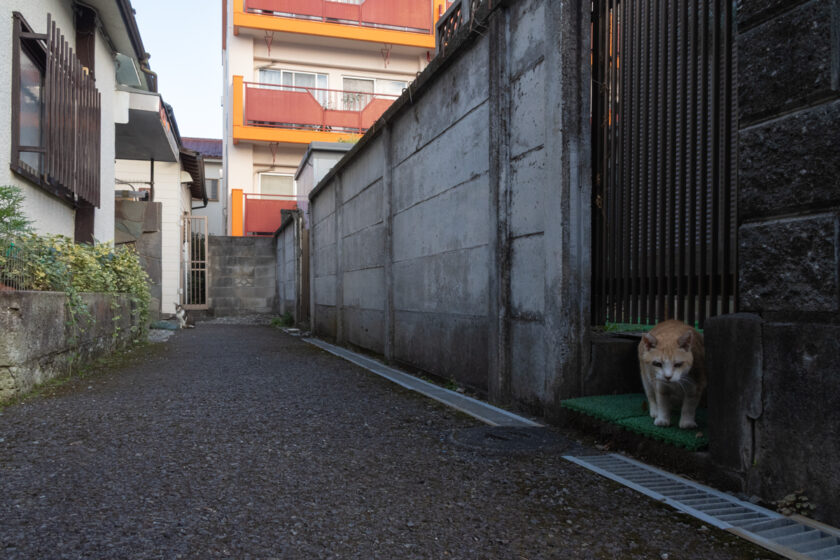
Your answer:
181;137;223;159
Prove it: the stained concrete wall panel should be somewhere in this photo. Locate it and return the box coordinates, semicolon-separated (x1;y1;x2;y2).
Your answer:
738;0;837;124
342;180;384;236
343;268;386;311
312;184;336;225
341;139;384;202
392;103;490;213
343;308;386;355
392;175;490;262
314;305;337;338
342;225;387;272
509;61;546;158
313;275;337;307
391;41;490;165
510;234;546;319
739;213;839;312
313;241;337;278
508;0;546;78
393;311;489;391
510;320;548;408
740;101;840;220
510;148;547;237
753;322;840;526
393;246;489;316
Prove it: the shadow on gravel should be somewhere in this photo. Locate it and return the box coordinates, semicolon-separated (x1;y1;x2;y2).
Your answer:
449;426;591;456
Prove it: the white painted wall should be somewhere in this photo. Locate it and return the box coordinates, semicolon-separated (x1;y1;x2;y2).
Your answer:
115;159;189;315
94;16;116;243
0;1;117;241
192;159;226;235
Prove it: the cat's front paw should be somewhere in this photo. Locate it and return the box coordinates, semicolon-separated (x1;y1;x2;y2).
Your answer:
654;416;671;427
679;418;698;429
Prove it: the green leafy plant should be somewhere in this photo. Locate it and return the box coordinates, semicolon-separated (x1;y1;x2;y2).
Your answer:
0;185;32;239
271;312;295;328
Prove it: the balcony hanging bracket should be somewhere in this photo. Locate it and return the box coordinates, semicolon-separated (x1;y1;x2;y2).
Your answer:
380;43;392;68
264;30;275;56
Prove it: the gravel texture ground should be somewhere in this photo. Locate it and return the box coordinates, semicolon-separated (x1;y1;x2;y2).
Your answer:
0;325;781;559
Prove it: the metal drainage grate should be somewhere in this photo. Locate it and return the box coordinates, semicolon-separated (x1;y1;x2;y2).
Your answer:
564;454;840;560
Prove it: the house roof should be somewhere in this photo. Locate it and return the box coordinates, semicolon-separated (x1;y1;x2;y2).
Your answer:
180;148;207;205
181;138;223;160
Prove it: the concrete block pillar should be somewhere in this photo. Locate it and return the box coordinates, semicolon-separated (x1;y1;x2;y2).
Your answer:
705;313;764;482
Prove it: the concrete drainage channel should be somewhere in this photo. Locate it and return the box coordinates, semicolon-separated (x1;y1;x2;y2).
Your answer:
566;454;840;560
303;337;840;560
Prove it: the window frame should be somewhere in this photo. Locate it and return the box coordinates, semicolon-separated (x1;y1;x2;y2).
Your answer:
11;12;49;194
204;178;220;202
258;172;296;197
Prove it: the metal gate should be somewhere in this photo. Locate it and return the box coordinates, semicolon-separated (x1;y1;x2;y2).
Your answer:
591;0;737;328
182;215;209;310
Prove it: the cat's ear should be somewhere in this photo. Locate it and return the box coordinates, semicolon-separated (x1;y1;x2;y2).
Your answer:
678;330;693;350
642;332;658;350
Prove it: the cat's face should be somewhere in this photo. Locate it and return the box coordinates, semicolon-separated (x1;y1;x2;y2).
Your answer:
641;331;695;383
642;347;694;382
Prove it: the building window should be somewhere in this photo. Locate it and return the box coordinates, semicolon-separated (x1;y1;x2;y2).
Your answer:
259;69;328;106
259;173;294;197
205;178;219;201
11;13;101;207
13;15;46;179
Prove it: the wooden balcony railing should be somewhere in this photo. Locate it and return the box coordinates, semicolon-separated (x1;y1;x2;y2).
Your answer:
243;81;398;135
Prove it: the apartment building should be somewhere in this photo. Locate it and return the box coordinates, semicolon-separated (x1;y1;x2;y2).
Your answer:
222;0;448;236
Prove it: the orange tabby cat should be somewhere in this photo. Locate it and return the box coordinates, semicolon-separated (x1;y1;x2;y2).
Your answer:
638;320;706;429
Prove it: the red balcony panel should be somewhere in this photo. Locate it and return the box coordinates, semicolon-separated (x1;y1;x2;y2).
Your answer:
245;86;324;128
244;0;432;33
324;109;361;130
246;0;321;18
243;194;299;236
360;98;394;130
362;0;431;31
324;1;361;22
242;82;397;134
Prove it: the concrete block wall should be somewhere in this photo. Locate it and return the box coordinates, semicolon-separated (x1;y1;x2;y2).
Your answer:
705;0;840;526
0;292;141;402
208;237;276;315
275;214;300;321
308;0;590;413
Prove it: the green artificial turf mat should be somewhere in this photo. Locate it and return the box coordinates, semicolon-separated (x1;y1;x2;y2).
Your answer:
561;393;649;422
617;410;709;451
561;393;709;451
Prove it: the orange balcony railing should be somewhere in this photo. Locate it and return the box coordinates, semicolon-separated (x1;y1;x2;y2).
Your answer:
243;193;301;236
244;0;434;34
244;81;399;135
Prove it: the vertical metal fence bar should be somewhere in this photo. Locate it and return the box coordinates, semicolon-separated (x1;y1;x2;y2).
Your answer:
686;1;697;326
667;0;677;320
613;2;628;324
676;0;687;321
698;0;709;326
710;0;720;318
722;0;734;314
656;0;667;321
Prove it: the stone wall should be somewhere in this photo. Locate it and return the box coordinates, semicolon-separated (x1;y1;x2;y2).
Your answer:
275;211;308;324
706;0;840;526
208;236;276;315
115;200;163;319
308;0;590;414
0;291;141;402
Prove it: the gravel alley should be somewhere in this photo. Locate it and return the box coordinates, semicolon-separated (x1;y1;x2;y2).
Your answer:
0;323;779;559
